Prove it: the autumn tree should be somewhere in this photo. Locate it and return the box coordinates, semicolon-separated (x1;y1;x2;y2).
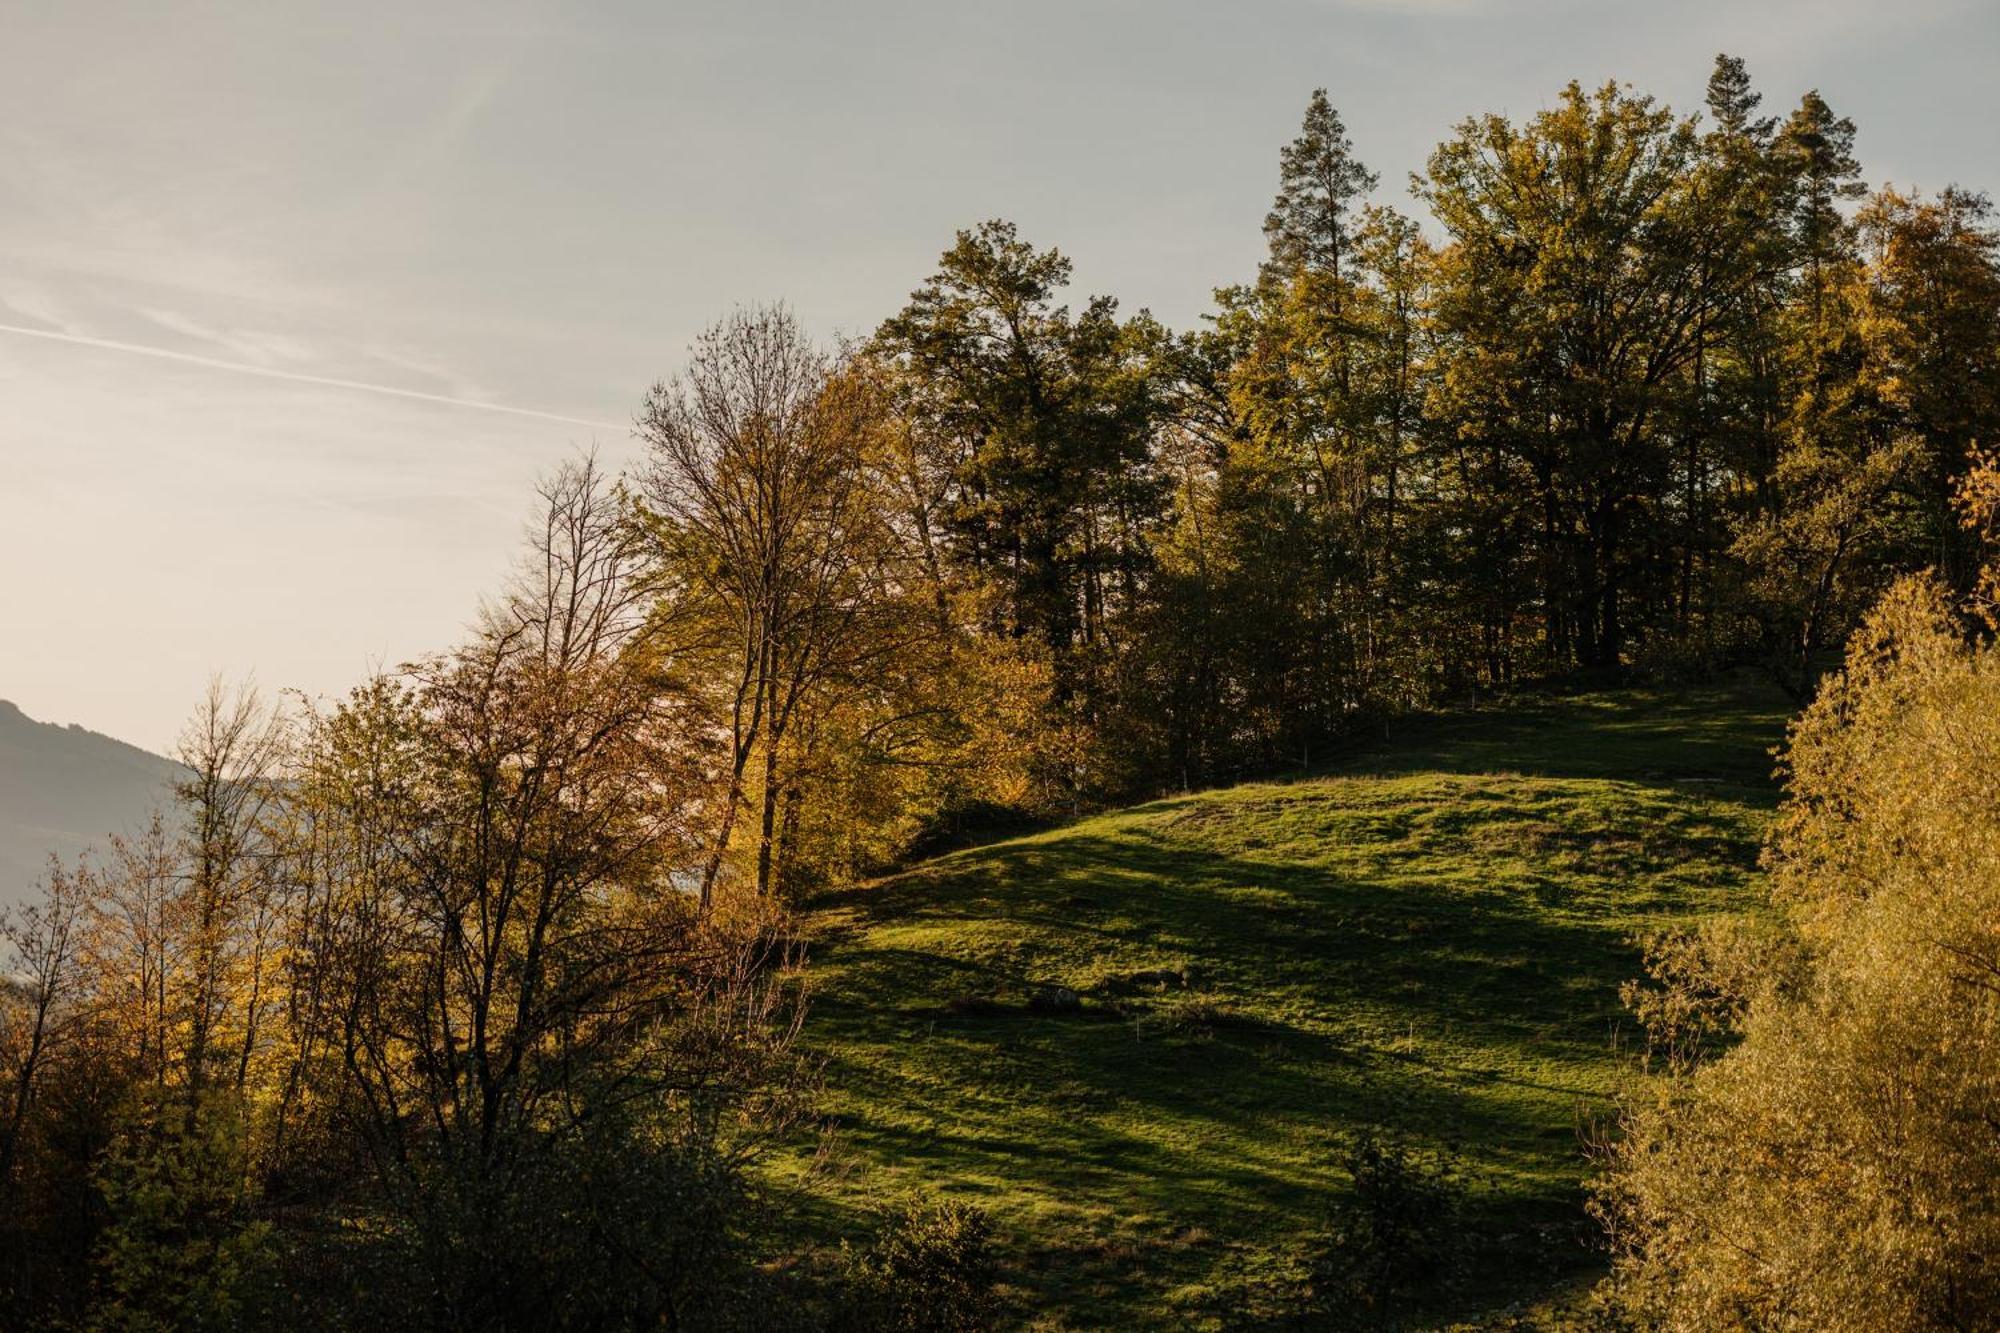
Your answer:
1598;575;2000;1326
637;307;960;901
874;220;1165;734
172;680;288;1102
276;456;809;1325
1422;79;1772;672
1860;186;2000;589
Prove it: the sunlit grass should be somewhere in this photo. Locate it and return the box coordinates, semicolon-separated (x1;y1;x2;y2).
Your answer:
768;675;1793;1328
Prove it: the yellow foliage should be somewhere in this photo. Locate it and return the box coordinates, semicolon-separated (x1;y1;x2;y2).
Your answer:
1599;569;2000;1328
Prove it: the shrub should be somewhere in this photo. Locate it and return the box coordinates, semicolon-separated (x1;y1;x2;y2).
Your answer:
90;1089;272;1332
1303;1129;1464;1329
1597;575;2000;1328
838;1198;999;1331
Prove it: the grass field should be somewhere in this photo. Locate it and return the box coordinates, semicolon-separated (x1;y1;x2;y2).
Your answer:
771;679;1795;1328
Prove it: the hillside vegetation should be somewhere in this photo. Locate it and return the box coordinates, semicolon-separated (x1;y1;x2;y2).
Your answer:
781;681;1793;1328
8;34;2000;1326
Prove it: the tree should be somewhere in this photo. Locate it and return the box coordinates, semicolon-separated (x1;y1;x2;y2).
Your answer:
1704;54;1767;142
1264;89;1380;283
1421;81;1764;670
1598;570;2000;1328
287;456;809;1325
0;858;89;1192
1778;89;1866;312
638;307;923;902
171;680;287;1102
1726;182;2000;693
874;220;1164;726
1168;101;1445;774
1859;186;2000;590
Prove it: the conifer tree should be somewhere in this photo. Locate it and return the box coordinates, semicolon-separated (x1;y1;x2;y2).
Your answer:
1704;53;1769;141
1779;90;1866;304
1263;89;1379;282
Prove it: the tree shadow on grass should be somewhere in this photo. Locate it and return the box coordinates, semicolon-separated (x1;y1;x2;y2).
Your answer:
792;682;1789;1325
802;826;1699;1323
819;822;1709;1042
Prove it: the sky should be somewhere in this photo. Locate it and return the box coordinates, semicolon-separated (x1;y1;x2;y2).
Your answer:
3;0;1996;755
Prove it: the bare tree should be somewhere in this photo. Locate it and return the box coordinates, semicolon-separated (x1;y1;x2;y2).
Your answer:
0;859;90;1191
304;458;733;1168
245;456;813;1322
173;678;288;1098
84;815;181;1085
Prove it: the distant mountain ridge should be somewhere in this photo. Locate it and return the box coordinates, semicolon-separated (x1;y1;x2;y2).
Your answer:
0;699;183;910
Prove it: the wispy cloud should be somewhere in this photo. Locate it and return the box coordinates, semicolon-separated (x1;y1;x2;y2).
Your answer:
136;307;322;371
0;321;625;432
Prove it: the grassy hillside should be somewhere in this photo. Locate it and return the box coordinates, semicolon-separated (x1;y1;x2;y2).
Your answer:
775;680;1793;1328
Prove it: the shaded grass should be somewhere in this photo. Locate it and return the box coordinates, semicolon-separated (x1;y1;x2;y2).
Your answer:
770;676;1792;1328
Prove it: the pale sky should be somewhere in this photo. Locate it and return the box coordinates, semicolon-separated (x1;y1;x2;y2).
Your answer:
4;0;1995;755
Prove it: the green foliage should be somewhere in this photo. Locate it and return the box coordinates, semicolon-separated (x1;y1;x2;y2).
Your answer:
1304;1130;1466;1329
837;1199;1000;1332
91;1090;271;1332
404;1124;757;1331
1777;90;1865;276
1421;79;1722;673
874;220;1166;708
1133;55;2000;787
1264;88;1380;279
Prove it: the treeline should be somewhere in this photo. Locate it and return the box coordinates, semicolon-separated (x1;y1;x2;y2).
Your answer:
650;52;2000;854
5;52;2000;1329
715;53;2000;823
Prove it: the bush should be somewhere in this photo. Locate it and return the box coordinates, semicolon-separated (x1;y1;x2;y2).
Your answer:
1597;575;2000;1329
90;1089;272;1332
838;1198;999;1331
1303;1130;1464;1329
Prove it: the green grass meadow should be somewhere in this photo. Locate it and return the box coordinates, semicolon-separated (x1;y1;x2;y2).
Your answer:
770;679;1794;1328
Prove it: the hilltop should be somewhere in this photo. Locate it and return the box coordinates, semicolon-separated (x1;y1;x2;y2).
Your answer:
0;699;180;909
776;679;1794;1328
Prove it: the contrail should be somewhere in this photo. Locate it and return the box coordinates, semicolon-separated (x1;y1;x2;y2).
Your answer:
0;320;628;433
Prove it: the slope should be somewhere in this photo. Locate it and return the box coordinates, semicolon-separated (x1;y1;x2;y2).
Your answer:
777;679;1793;1328
0;699;181;910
